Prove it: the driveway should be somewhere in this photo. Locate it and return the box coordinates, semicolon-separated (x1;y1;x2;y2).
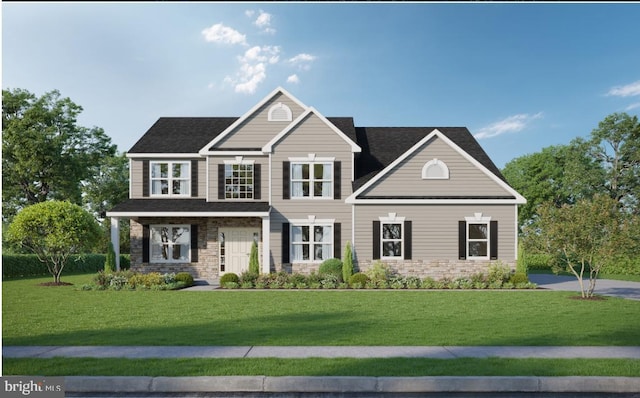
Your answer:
528;274;640;300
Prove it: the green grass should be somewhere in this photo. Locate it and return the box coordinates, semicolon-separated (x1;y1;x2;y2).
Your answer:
4;357;640;377
3;274;640;347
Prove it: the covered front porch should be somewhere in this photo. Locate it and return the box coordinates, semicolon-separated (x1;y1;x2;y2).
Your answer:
106;199;271;278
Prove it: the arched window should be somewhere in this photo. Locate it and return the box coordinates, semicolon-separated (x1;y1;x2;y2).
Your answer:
422;159;449;179
268;102;292;122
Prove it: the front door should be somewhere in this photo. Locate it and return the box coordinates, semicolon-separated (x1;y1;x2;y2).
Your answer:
219;228;259;275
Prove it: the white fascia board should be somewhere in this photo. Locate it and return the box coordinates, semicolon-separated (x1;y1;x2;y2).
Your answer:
345;198;526;205
262;107;362;153
127;153;201;159
106;211;271;218
207;151;265;156
346;129;527;204
198;86;309;155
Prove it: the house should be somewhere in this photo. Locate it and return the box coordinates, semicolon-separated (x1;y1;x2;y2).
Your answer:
107;87;526;280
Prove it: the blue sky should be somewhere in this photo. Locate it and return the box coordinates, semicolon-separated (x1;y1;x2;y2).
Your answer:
3;2;640;169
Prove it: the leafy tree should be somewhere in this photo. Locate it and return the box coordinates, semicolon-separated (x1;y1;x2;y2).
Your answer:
579;112;640;214
7;201;102;284
2;88;116;220
82;152;129;218
502;144;603;227
526;195;632;298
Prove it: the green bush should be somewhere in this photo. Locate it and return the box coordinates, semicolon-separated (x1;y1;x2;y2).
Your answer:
342;241;354;282
174;272;194;287
349;272;369;288
220;273;239;287
366;261;393;282
525;253;554;270
487;261;512;284
249;241;259;274
105;242;116;273
2;253;130;279
319;258;343;281
509;272;529;285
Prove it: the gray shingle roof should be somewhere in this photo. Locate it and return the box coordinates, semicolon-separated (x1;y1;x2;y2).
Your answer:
109;199;270;213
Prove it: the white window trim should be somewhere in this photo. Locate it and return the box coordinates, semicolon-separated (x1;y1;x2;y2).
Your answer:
223;158;255;200
290;216;335;263
267;102;293;122
149;161;191;197
379;213;405;260
465;213;491;260
150;224;191;263
289;155;335;200
422;158;450;180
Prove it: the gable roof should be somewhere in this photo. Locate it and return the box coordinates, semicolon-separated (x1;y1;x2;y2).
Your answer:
353;126;507;190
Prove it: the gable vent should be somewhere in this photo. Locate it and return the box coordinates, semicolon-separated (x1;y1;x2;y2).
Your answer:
268;102;293;122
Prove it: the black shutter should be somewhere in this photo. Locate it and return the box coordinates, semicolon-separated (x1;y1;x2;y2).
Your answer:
404;221;412;260
333;222;341;259
254;163;261;200
218;164;225;200
191;160;198;197
333;161;341;200
372;221;381;260
142;224;150;263
191;224;198;263
458;221;467;260
490;220;498;260
282;223;290;263
282;161;290;199
142;160;149;197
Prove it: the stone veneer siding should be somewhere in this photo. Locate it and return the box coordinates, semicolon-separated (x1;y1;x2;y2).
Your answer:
277;259;515;280
129;217;262;279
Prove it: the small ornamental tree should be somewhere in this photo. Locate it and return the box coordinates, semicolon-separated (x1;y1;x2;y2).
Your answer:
249;241;260;274
531;194;631;298
105;241;116;274
342;241;354;282
7;201;102;284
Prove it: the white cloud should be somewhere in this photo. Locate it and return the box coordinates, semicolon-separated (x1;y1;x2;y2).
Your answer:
287;53;316;71
474;112;543;140
252;10;276;34
287;74;300;84
226;46;282;94
201;23;247;46
607;80;640;97
245;10;255;18
625;102;640;111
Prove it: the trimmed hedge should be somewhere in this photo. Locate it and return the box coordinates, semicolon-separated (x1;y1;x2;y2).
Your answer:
2;254;130;279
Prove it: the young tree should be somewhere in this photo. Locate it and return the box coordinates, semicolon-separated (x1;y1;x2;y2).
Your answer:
2;88;116;220
249;241;260;274
7;201;102;284
342;241;354;282
529;195;631;298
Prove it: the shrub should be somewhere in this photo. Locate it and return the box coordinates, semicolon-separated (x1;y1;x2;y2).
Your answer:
319;258;343;281
239;271;258;286
366;261;393;282
526;253;554;270
342;241;354;282
220;273;239;287
249;241;260;274
174;272;194;287
509;272;529;285
487;261;512;284
104;242;116;274
349;272;369;288
405;276;421;289
389;276;406;289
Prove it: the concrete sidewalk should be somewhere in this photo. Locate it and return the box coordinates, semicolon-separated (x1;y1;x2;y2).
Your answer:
5;345;640;359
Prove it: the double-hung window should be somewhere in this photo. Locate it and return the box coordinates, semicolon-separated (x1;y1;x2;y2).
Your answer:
467;222;489;258
150;161;190;196
381;222;403;258
291;162;333;198
225;163;254;199
291;223;333;262
150;225;191;262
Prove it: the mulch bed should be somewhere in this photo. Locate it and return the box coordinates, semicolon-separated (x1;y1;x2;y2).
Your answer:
37;282;74;287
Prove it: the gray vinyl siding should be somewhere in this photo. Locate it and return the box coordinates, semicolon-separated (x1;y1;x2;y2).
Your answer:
360;136;512;197
129;158;206;199
269;112;355;266
206;155;269;202
353;204;517;261
213;93;306;149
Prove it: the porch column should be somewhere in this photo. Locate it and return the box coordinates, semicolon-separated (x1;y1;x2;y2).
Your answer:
261;216;270;274
110;217;121;271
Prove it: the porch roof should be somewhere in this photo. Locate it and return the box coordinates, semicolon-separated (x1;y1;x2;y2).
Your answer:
106;199;270;217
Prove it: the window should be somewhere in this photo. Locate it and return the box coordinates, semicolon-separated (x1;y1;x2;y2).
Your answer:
381;223;403;258
467;223;489;258
150;161;190;196
291;224;332;262
268;102;292;122
461;213;495;260
150;225;190;263
225;163;254;199
422;158;449;179
291;162;332;198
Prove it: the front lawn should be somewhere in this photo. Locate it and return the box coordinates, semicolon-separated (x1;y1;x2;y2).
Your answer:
3;274;639;346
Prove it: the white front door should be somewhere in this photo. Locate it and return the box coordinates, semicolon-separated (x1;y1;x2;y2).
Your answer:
220;228;259;275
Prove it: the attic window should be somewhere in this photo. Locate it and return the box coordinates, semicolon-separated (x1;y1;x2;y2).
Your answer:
422;159;449;180
268;102;292;122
